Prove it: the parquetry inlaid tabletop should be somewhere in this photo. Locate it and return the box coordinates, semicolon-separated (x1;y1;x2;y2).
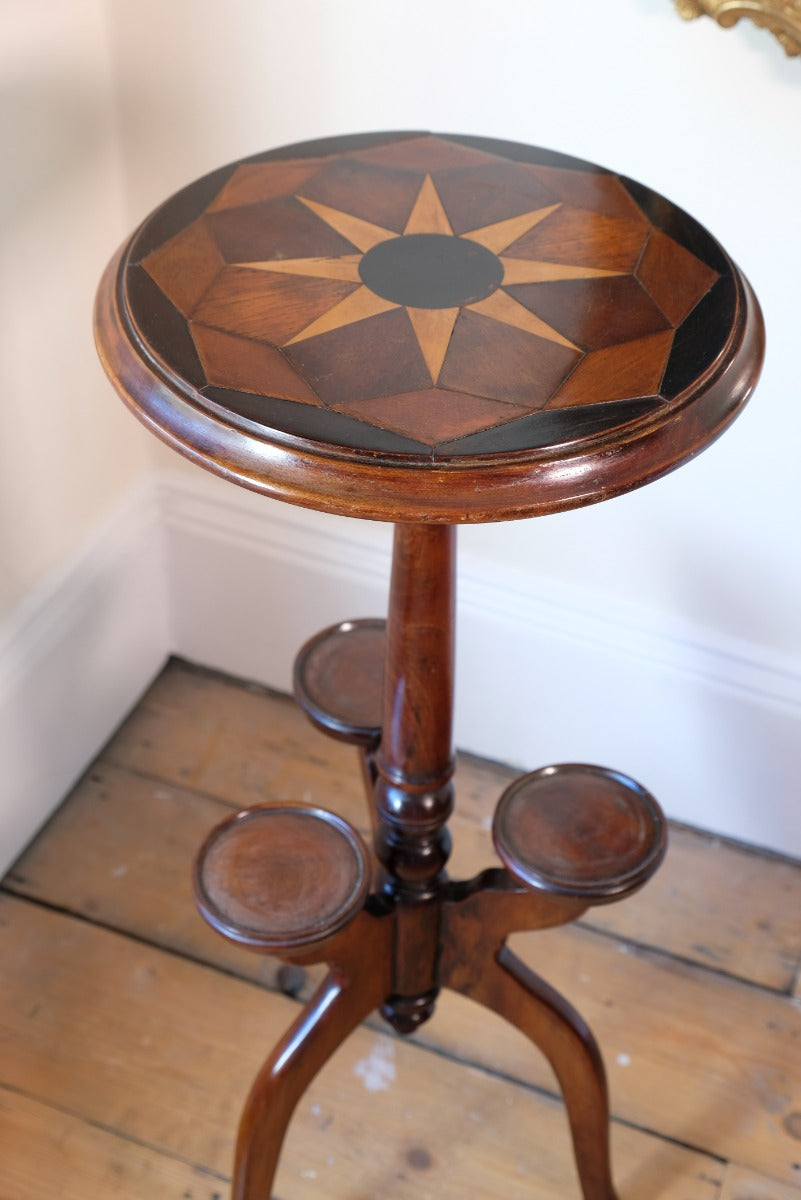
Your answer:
95;131;763;522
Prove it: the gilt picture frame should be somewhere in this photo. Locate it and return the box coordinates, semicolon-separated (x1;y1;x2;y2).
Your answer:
673;0;801;56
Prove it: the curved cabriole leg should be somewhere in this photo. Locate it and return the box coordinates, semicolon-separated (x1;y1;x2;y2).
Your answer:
449;944;618;1200
232;965;380;1200
193;802;391;1199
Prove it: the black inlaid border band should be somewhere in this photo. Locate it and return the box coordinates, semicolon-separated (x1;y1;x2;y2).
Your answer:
661;275;738;399
620;177;730;275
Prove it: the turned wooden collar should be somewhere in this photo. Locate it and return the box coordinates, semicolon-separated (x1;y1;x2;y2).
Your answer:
94;131;763;523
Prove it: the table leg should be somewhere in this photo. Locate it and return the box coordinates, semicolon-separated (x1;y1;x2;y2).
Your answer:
230;909;392;1200
441;931;617;1200
233;968;369;1200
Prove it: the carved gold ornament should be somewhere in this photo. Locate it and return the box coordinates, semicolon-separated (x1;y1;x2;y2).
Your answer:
674;0;801;56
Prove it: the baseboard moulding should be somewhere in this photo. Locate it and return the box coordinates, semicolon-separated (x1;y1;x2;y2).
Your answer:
0;480;170;877
160;471;801;861
3;469;799;873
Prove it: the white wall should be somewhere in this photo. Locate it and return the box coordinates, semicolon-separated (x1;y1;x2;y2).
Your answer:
0;1;168;871
2;0;799;870
0;0;155;617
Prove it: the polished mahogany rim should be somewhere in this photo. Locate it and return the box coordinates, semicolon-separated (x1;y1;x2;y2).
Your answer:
95;253;762;522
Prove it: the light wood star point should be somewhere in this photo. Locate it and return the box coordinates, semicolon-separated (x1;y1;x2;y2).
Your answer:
404;176;454;236
406;307;460;384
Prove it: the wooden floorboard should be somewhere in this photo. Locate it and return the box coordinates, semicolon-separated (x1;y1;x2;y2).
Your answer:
3;657;801;1199
97;660;801;991
0;1085;228;1200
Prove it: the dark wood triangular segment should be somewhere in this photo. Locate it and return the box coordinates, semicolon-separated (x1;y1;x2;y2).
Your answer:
129;161;239;262
336;388;529;445
298;157;424;232
430;161;559;234
506;277;672;350
550;331;675;409
143;219;224;314
125;264;207;389
99;130;762;520
637;229;719;326
530;166;649;224
201;386;431;454
620;176;730;274
206;196;360;263
502;207;649;273
439;310;581;407
250;129;425;162
283;308;431;407
192;326;322;404
191;269;359;345
443;133;615;172
352;134;501;173
208;160;327;213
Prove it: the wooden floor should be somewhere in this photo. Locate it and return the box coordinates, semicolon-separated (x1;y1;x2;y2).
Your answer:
2;659;801;1200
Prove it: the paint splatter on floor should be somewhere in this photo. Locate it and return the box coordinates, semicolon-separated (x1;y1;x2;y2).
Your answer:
354;1037;396;1092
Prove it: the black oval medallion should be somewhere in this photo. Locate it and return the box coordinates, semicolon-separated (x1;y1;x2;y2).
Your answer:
359;233;503;309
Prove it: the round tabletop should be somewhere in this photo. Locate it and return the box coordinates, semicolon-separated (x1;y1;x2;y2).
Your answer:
95;131;763;523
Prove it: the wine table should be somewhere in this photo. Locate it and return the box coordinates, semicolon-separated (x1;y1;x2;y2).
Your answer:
95;130;763;1199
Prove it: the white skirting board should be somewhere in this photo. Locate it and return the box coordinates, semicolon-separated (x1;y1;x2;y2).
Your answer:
0;481;170;878
3;471;800;874
163;475;801;861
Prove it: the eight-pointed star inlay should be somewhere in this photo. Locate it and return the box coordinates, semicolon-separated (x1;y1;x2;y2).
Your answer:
240;178;617;382
131;133;728;456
